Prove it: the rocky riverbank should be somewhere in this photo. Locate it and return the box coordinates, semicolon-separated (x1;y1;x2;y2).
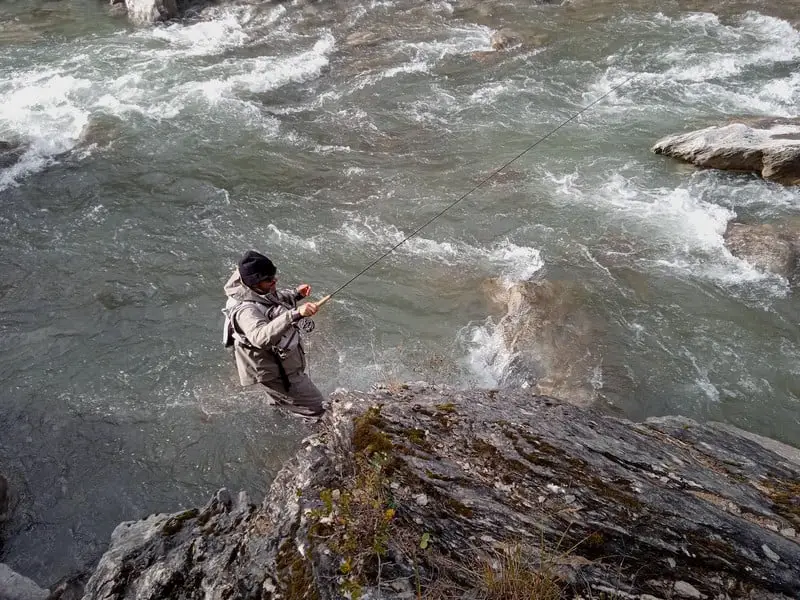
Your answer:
43;384;799;600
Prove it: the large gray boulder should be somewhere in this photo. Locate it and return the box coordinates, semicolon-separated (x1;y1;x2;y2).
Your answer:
80;386;800;600
724;221;800;282
652;117;800;185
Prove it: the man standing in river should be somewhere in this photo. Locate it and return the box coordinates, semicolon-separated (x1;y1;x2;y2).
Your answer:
223;250;325;417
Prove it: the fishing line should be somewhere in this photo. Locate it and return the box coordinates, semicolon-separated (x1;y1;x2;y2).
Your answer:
323;73;639;301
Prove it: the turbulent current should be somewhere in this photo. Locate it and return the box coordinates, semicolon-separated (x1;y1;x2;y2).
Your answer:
1;0;799;585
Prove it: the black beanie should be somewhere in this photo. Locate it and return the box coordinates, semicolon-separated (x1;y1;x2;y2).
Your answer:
238;250;277;287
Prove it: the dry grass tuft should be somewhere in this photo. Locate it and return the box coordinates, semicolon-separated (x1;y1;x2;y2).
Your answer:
480;544;562;600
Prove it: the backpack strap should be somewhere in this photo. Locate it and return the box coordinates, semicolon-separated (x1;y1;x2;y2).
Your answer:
222;301;260;348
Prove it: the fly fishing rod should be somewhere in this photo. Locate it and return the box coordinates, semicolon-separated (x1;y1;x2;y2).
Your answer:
303;73;639;310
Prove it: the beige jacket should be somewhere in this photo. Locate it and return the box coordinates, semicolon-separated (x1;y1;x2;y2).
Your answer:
223;270;306;386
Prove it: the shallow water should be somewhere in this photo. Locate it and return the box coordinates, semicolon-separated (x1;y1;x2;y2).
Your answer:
1;0;799;584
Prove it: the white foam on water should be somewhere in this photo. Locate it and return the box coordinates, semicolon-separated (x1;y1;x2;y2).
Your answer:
545;169;793;292
227;33;336;94
352;59;430;91
469;82;516;105
150;32;334;120
459;317;511;388
593;11;800;118
339;216;462;263
0;3;306;186
683;347;720;403
336;215;545;281
266;223;319;252
487;241;545;284
351;24;491;91
133;9;251;56
128;4;292;57
457;237;544;384
0;70;91;190
399;24;492;58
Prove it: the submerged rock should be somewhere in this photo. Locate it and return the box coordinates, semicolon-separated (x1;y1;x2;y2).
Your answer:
724;221;800;282
482;278;611;405
652;117;800;185
80;386;800;599
490;28;521;50
343;31;386;49
78;114;124;149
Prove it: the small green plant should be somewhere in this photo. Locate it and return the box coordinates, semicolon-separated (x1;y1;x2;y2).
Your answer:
420;532;432;550
308;406;398;598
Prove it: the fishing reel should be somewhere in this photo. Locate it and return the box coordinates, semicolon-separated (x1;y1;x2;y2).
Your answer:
297;317;316;334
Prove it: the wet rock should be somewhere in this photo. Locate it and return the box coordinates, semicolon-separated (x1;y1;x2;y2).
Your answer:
482;28;548;57
0;563;48;600
723;221;800;282
0;141;27;170
80;387;800;599
343;31;386;49
652;117;800;185
107;0;127;18
490;28;521;50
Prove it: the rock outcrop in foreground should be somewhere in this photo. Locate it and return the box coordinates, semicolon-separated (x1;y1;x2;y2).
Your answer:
652;117;800;185
81;386;800;599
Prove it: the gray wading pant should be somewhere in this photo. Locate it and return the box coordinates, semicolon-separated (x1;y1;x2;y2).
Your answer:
261;371;326;417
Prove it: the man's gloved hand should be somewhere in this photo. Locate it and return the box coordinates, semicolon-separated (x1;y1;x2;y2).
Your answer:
296;284;312;297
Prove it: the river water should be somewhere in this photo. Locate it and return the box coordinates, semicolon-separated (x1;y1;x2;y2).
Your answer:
1;0;798;585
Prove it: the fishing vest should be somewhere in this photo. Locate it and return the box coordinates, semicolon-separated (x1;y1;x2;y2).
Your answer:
222;298;312;359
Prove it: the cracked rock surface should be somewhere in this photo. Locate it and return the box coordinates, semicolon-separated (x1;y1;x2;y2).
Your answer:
81;385;800;599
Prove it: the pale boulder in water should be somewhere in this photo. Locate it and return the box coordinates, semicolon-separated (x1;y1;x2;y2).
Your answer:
115;0;181;24
652;117;800;185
